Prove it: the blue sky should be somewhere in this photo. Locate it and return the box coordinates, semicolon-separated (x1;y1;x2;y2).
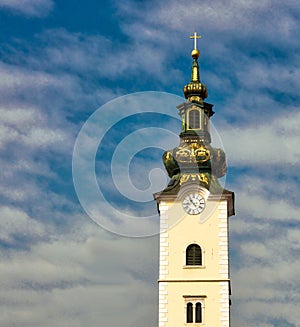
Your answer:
0;0;300;326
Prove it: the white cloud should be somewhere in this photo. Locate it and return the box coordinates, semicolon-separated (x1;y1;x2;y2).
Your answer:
123;0;299;44
115;0;300;79
0;0;53;17
0;184;40;202
31;28;181;84
24;126;68;148
0;27;183;92
0;282;157;327
229;200;300;326
220;110;300;166
231;230;300;326
0;206;45;243
237;192;300;222
0;106;69;150
0;62;83;104
0;107;39;125
0;220;158;327
0;60;78;177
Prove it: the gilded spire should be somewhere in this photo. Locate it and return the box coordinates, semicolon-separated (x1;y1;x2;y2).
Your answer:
158;33;228;195
183;32;208;102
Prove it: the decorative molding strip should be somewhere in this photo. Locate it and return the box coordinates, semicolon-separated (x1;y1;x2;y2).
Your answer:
158;279;230;283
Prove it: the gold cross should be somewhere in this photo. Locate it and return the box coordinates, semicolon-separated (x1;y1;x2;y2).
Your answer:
190;32;202;49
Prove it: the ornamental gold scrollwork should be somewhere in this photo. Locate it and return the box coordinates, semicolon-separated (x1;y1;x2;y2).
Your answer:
188;95;202;103
179;174;190;185
179;173;209;186
175;148;190;160
193;143;210;163
199;173;209;185
175;142;210;163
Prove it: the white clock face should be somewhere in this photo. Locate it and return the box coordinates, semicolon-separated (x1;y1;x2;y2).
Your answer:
182;193;205;215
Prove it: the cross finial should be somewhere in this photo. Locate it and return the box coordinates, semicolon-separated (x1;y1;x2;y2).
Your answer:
190;32;202;50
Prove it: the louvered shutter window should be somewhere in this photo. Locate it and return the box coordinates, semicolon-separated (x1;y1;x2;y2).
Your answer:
186;244;202;265
189;109;200;129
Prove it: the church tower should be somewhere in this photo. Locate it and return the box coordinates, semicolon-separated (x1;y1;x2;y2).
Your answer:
154;33;235;327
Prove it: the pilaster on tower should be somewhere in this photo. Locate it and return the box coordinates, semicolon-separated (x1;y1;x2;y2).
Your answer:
154;34;235;327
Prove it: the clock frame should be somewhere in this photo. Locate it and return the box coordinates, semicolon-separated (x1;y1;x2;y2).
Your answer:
182;193;206;215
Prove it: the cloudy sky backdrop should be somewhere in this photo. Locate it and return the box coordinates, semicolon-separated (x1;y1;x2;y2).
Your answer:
0;0;300;326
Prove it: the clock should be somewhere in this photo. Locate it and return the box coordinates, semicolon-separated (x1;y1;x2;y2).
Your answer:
182;193;205;215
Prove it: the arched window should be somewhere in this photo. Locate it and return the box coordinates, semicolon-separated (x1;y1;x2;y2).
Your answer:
184;298;205;324
195;302;202;323
186;302;193;323
189;109;200;129
186;244;202;266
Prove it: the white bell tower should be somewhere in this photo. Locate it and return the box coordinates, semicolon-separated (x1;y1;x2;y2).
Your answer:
154;33;235;327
